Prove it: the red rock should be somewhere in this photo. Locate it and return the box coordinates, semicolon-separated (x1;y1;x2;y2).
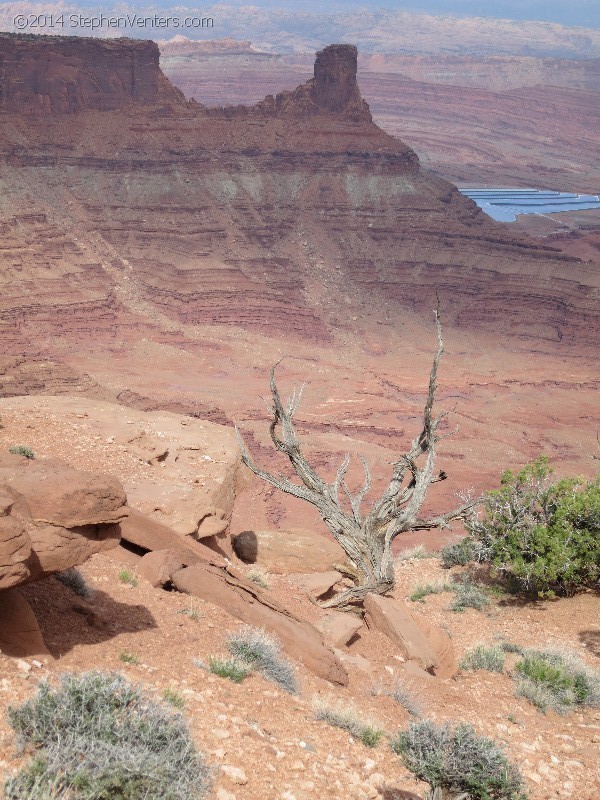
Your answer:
364;594;457;678
138;548;184;587
172;562;348;685
315;610;363;647
0;455;125;587
232;528;346;574
0;454;127;528
0;34;184;114
0;587;51;658
289;571;343;598
119;508;227;567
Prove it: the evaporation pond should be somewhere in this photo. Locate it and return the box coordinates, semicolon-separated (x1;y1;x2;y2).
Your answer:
457;187;600;222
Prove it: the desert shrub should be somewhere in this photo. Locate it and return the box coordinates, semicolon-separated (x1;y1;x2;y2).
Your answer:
450;579;490;612
313;697;383;747
499;640;525;655
441;538;474;568
392;719;527;800
56;568;93;599
208;657;250;684
410;581;453;603
370;682;422;717
228;627;298;694
9;445;35;459
460;644;505;673
392;684;422;717
246;565;270;589
4;671;210;799
118;569;138;587
467;456;600;596
118;652;140;665
514;649;600;714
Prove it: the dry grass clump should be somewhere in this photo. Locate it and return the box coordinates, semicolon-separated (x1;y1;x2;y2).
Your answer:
246;565;271;589
460;644;506;673
55;568;93;599
313;696;383;747
228;627;298;694
4;671;210;799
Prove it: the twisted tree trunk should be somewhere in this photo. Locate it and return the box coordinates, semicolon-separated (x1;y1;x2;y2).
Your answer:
235;307;475;610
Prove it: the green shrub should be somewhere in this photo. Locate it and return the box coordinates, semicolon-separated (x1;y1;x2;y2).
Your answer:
9;445;35;459
514;649;600;714
56;568;93;599
441;538;474;568
313;698;383;748
467;456;600;596
460;644;505;673
392;720;527;800
4;671;210;800
228;627;298;694
118;569;138;587
208;657;250;684
450;579;490;612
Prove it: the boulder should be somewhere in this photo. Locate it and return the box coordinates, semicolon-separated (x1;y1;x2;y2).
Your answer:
0;454;126;528
0;454;125;588
315;610;363;648
232;528;346;574
172;562;348;686
138;549;184;587
364;594;457;678
0;588;51;657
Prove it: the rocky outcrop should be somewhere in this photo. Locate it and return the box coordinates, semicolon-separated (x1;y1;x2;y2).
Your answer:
233;528;346;574
364;594;457;678
0;453;125;590
172;562;348;685
0;33;185;113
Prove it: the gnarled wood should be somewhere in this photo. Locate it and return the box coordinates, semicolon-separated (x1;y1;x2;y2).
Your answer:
235;308;476;610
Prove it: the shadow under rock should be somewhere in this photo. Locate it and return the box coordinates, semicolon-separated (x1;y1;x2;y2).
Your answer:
579;629;600;659
20;577;157;659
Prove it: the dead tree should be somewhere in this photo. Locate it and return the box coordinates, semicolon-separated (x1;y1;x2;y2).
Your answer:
235;308;475;610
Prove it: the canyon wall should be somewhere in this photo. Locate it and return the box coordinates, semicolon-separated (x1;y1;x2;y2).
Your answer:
0;33;184;112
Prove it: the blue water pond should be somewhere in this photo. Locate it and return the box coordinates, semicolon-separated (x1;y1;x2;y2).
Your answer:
458;187;600;222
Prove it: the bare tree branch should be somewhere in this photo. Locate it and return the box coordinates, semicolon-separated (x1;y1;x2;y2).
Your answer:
234;307;479;610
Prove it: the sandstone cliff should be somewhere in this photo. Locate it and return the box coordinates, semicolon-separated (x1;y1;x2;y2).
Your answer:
0;33;185;112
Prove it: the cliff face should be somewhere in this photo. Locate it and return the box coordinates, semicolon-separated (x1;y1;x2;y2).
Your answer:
0;33;184;112
0;36;597;377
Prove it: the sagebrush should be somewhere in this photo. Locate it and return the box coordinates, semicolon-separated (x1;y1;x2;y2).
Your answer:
392;719;527;800
4;671;210;800
228;627;298;694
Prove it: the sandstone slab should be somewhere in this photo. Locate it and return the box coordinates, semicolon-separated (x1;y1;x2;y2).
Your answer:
172;562;348;685
0;454;125;589
232;528;345;574
315;610;363;648
138;549;184;587
289;570;343;598
364;594;457;678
